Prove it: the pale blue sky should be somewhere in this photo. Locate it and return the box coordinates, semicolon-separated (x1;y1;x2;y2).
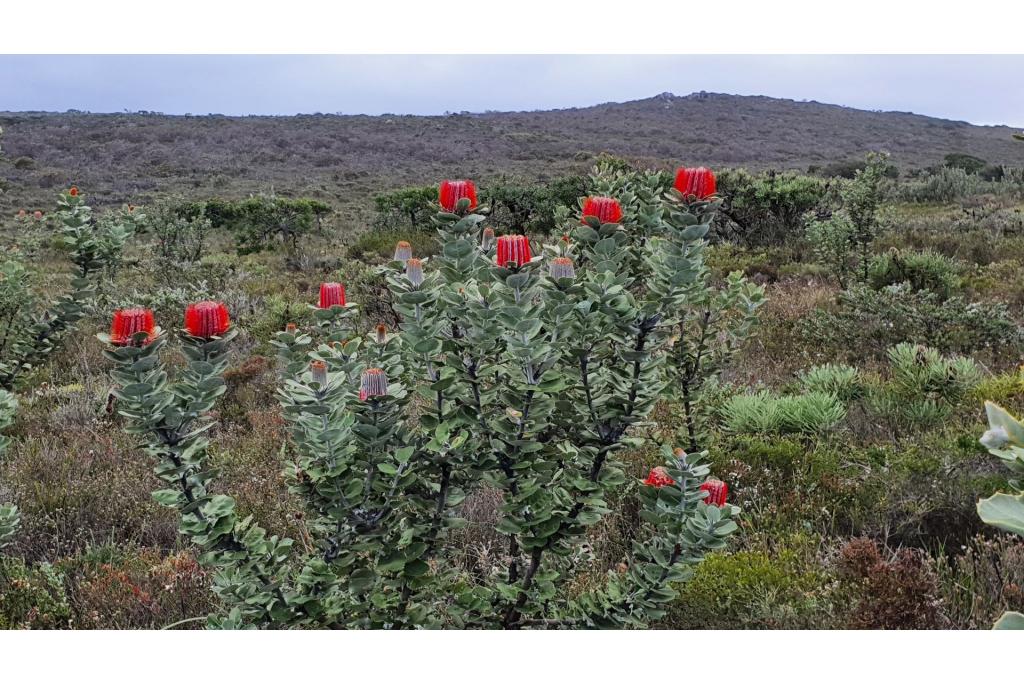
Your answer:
1;55;1021;127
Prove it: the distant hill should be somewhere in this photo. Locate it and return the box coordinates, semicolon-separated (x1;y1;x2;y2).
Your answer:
3;92;1023;228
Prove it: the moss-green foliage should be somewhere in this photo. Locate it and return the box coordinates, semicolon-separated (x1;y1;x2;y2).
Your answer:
868;249;961;299
667;538;837;629
0;557;72;629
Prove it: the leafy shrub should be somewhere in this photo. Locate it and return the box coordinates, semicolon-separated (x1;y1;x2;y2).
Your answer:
148;201;211;264
799;285;1022;360
714;168;827;246
0;557;72;629
371;186;438;232
900;167;985;203
944;153;988;175
798;363;863;402
483;174;588;234
805;210;857;286
185;195;331;255
867;249;961;299
722;390;846;436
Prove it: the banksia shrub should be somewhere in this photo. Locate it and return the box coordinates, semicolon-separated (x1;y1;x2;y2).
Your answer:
438;179;478;213
673;166;717;200
104;168;740;630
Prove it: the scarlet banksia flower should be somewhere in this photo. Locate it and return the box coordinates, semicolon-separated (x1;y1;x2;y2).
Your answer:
438;179;478;213
359;367;388;401
69;186;79;197
310;360;328;386
700;478;728;506
580;196;623;225
375;323;387;344
184;300;230;338
110;308;156;346
495;234;532;267
318;282;346;308
644;466;675;488
673;167;717;200
33;211;43;220
285;322;297;333
393;240;413;262
481;227;496;250
17;209;25;218
549;256;576;280
405;258;425;286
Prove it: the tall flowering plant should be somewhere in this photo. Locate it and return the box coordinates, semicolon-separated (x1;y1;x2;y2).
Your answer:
105;174;740;629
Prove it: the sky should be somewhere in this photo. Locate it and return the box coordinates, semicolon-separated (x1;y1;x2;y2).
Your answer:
1;54;1022;128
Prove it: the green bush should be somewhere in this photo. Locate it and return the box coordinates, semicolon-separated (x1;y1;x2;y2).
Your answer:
184;195;331;255
867;249;961;299
0;557;72;629
371;186;438;232
714;168;828;246
944;153;988;175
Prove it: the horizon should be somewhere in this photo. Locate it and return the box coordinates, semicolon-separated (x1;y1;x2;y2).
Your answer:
2;55;1023;128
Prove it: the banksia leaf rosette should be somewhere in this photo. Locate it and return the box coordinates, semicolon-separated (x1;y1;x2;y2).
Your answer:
438;179;478;214
184;301;231;339
496;234;533;268
700;478;728;506
393;241;413;262
548;256;576;281
319;282;347;309
107;307;157;347
359;367;388;401
581;196;623;226
673;167;717;201
644;466;676;488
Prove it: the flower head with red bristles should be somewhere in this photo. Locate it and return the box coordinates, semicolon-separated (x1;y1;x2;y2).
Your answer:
393;241;413;262
109;308;156;346
405;258;425;286
310;360;328;386
481;227;496;250
375;323;388;344
700;478;728;506
184;301;230;339
359;367;388;401
33;211;43;220
673;167;717;200
644;466;675;488
496;234;532;268
549;256;576;280
69;186;79;197
319;282;346;309
439;179;478;213
581;196;623;225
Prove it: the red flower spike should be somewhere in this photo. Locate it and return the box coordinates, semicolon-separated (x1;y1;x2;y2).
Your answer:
318;282;346;308
644;466;675;488
549;256;576;280
581;196;623;225
17;209;26;218
285;322;297;333
69;186;79;197
310;360;328;386
673;167;717;200
495;234;533;267
33;211;43;220
405;258;425;286
700;478;728;506
439;179;478;213
375;323;387;344
393;241;413;262
184;301;230;339
110;308;156;346
359;367;388;401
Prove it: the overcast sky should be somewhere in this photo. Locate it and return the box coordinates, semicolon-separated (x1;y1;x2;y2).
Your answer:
1;55;1021;127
